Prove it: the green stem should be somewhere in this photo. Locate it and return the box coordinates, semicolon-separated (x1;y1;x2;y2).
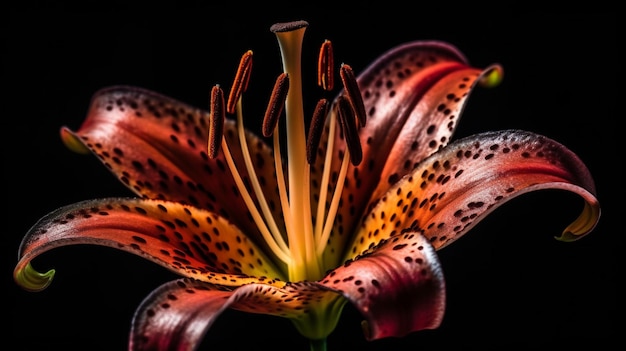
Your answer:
309;338;327;351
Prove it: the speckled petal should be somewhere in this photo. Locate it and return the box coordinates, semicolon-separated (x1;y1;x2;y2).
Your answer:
321;231;444;340
310;41;494;269
14;198;286;292
61;86;285;257
346;130;601;258
368;64;502;205
130;278;345;350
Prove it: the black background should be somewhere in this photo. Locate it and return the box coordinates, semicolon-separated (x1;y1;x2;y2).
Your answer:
4;6;619;350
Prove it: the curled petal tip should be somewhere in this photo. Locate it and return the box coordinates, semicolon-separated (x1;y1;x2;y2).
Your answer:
557;231;581;242
60;127;90;154
14;263;55;292
361;320;371;340
556;201;601;242
479;64;504;88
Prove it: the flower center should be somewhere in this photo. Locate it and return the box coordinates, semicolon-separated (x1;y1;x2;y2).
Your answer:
208;21;365;282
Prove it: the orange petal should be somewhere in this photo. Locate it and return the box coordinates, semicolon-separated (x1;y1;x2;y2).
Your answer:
61;86;285;258
14;198;286;292
347;130;600;258
310;41;492;269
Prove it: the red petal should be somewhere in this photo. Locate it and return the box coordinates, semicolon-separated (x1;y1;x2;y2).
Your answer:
321;232;445;339
130;278;345;350
370;65;502;203
347;130;601;258
310;41;494;268
14;198;285;292
62;86;285;255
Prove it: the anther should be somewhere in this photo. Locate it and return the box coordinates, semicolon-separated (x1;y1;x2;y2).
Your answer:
337;95;362;166
208;84;225;159
306;98;329;164
227;50;253;114
262;72;290;137
340;63;367;128
317;40;334;91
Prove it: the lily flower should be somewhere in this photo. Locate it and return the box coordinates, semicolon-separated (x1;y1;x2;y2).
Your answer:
14;20;600;351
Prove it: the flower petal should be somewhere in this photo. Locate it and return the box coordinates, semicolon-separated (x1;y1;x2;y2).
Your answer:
368;64;503;205
130;278;345;350
14;198;286;292
310;41;498;268
321;231;445;340
61;86;285;256
347;130;601;258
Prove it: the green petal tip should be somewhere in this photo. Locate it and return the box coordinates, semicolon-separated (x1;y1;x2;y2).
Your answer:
60;126;90;154
556;202;600;242
15;263;55;292
555;231;584;243
479;64;504;88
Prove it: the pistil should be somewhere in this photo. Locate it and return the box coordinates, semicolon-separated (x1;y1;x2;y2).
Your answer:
271;21;323;281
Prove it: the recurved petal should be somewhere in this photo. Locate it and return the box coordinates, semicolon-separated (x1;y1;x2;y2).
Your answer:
14;198;285;292
368;64;504;206
60;86;285;255
321;231;445;340
310;41;496;268
346;130;601;259
130;278;345;351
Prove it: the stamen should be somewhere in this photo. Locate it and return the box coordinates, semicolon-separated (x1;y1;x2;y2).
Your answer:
316;136;350;255
221;136;292;265
272;128;292;251
262;72;290;137
208;84;225;159
314;105;350;253
337;95;363;166
317;40;334;91
339;63;367;128
227;50;253;114
233;98;290;255
306;98;329;164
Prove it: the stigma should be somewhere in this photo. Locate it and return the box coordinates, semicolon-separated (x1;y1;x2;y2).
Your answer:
207;21;365;282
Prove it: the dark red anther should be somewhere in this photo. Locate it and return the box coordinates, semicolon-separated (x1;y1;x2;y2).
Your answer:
317;40;334;91
208;85;225;159
340;63;366;128
306;98;329;164
336;95;362;166
262;72;290;137
227;50;253;115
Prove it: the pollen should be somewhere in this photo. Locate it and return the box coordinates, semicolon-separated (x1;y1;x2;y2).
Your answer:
340;64;367;128
317;40;334;91
337;95;363;166
306;98;329;164
262;72;290;137
208;85;225;159
227;50;253;114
